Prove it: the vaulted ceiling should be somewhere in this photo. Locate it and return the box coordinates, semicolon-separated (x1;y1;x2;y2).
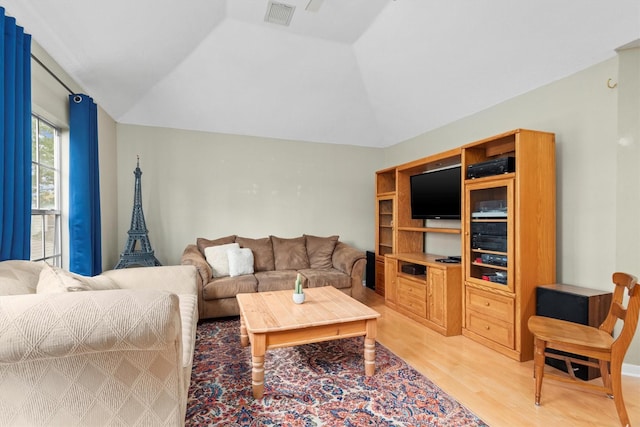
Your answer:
3;0;639;147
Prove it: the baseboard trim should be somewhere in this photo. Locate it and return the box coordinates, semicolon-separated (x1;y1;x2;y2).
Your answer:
622;363;640;377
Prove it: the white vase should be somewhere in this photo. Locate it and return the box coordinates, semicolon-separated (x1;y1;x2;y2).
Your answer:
292;293;305;304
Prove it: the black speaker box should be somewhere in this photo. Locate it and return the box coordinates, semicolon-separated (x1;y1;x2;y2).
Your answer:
536;284;612;380
365;251;375;289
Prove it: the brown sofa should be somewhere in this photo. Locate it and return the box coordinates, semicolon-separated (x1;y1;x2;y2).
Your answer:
181;234;366;319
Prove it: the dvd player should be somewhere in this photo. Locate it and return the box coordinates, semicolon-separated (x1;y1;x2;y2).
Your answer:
480;253;508;267
401;264;426;275
482;273;508;285
472;222;507;236
472;234;507;252
471;211;507;218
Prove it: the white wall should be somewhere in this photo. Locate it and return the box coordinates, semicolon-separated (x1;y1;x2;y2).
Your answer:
615;45;640;374
97;108;119;269
382;53;640;367
385;57;620;287
115;125;380;266
616;44;640;281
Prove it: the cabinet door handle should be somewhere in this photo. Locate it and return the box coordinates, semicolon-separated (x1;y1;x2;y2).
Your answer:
485;302;491;306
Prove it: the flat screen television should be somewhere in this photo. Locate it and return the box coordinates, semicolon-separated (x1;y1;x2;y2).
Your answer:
410;166;461;220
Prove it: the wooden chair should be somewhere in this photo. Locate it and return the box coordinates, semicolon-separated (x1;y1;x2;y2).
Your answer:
528;272;639;427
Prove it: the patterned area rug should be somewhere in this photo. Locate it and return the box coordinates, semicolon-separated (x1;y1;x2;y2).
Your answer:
186;318;488;426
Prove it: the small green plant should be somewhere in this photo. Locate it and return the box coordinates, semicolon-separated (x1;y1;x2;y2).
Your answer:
294;273;303;294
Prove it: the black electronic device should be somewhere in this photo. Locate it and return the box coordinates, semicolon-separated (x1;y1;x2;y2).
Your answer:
479;253;508;267
482;272;507;284
471;200;508;218
401;264;426;275
410;165;461;220
365;251;375;290
471;234;507;252
448;255;461;261
467;157;515;179
436;258;460;263
471;222;507;236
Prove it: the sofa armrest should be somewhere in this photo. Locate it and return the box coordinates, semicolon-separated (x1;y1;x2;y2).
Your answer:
0;289;180;363
332;242;366;277
180;244;212;288
103;264;198;295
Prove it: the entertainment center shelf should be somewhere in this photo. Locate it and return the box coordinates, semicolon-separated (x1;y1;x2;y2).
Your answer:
397;226;461;234
375;129;556;360
385;253;462;336
375;148;462;295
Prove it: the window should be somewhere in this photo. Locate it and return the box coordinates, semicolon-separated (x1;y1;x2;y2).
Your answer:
31;115;61;266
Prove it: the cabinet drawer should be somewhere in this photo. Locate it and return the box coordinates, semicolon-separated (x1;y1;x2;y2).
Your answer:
466;310;514;348
398;278;426;317
466;287;514;323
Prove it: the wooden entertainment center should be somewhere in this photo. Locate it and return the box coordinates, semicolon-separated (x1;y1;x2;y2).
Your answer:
375;129;556;361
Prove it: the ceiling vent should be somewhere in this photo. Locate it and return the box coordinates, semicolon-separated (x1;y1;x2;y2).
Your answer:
265;1;296;26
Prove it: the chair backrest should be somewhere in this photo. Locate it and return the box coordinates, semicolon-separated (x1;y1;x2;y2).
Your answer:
599;272;639;356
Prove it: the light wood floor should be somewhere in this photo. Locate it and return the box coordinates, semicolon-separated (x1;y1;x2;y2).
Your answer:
357;287;640;427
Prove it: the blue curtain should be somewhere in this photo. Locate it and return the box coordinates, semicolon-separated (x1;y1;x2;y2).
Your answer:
0;8;31;261
69;94;101;275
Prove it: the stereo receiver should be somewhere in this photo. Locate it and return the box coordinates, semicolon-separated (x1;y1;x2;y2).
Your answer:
467;157;515;179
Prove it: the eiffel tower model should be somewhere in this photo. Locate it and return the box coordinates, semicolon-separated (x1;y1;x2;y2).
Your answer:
114;156;162;269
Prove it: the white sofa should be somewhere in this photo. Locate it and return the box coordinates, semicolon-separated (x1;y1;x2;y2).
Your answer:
0;260;198;427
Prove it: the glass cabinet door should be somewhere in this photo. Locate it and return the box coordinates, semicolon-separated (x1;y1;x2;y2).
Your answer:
376;196;394;256
464;178;514;293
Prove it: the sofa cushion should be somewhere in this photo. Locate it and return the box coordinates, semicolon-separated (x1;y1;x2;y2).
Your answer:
236;236;275;272
204;243;240;278
299;268;351;290
37;264;90;293
0;260;45;296
196;235;236;255
271;236;310;270
202;275;258;300
255;270;300;292
228;248;254;277
304;234;339;269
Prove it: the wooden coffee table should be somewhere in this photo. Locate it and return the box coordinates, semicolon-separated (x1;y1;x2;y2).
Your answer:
236;286;381;399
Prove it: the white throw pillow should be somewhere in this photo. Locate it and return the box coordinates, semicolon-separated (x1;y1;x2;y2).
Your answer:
36;263;90;294
204;243;240;277
227;248;254;277
72;273;118;291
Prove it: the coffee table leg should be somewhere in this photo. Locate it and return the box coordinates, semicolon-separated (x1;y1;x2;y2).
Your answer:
239;314;249;347
251;334;266;399
364;318;377;376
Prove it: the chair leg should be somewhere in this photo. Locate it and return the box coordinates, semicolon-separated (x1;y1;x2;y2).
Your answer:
610;360;630;427
533;338;546;406
599;359;612;396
